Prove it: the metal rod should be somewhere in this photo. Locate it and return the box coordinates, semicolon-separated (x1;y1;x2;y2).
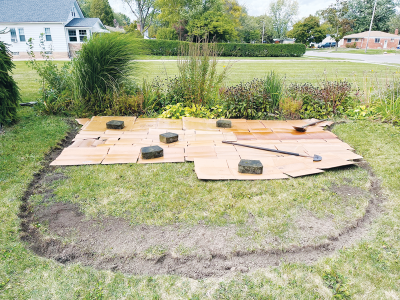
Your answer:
222;141;301;157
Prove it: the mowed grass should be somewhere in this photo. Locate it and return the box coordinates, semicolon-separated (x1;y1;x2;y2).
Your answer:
1;59;400;298
13;59;400;95
43;163;370;248
134;60;400;86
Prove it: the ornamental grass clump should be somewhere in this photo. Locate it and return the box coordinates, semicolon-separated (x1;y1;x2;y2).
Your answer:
176;41;230;107
72;33;138;115
0;40;20;126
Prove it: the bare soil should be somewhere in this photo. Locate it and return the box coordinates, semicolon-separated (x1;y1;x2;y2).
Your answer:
19;122;386;279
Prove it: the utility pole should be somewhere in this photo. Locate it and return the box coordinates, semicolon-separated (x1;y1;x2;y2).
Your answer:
365;0;377;53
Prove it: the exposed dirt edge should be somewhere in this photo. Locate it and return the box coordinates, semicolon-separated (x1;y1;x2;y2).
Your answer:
19;121;386;279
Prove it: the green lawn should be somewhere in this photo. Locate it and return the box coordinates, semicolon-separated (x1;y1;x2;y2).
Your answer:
13;59;400;100
2;59;400;298
134;60;399;86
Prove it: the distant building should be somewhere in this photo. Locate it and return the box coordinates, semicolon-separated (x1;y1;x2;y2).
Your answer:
273;38;295;44
0;0;108;59
340;30;400;49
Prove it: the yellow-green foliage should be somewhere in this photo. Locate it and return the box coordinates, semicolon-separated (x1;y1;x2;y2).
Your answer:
159;103;224;119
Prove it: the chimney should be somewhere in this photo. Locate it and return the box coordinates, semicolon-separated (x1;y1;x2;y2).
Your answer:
396;28;399;35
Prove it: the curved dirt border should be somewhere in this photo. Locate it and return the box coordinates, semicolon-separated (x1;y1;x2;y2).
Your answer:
19;121;386;279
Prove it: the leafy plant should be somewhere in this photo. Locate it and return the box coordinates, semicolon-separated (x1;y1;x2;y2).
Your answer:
288;81;354;119
346;105;377;120
279;96;302;119
27;35;73;115
0;40;21;125
159;103;224;119
222;79;272;120
322;270;351;299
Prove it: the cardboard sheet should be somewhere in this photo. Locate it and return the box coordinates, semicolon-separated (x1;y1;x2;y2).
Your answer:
52;117;363;181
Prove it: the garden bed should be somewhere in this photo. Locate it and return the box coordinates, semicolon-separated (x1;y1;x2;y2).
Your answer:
18;118;382;279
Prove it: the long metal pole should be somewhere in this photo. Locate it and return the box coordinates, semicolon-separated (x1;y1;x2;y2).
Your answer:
365;0;378;53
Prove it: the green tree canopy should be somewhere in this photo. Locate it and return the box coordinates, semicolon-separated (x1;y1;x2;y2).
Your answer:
320;0;353;47
90;0;114;26
187;10;237;42
114;12;131;26
287;15;327;44
389;12;400;34
77;0;91;17
269;0;299;39
346;0;398;32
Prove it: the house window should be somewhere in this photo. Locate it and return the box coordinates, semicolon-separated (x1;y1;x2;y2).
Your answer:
45;28;52;41
71;8;76;17
355;38;359;42
10;28;17;42
69;30;77;42
375;38;380;43
18;28;26;42
79;30;87;42
12;52;20;56
347;39;352;43
391;38;395;42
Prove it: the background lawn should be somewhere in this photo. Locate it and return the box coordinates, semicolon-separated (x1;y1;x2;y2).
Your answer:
13;59;400;102
1;59;400;298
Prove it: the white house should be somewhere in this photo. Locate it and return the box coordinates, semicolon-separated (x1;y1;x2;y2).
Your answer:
0;0;108;59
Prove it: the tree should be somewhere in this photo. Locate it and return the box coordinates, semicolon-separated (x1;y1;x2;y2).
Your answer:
123;0;157;33
90;0;114;26
269;0;299;39
346;0;398;33
0;32;21;126
114;12;131;26
320;0;353;49
156;27;178;40
389;12;400;34
187;10;237;42
77;0;91;17
287;15;327;45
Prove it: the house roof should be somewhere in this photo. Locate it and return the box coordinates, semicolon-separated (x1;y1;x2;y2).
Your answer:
66;18;100;28
344;31;400;39
0;0;76;23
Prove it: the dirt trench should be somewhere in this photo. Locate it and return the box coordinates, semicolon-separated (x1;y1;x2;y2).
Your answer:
19;123;386;279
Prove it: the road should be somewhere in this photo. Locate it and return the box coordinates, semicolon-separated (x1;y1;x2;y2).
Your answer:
305;50;400;66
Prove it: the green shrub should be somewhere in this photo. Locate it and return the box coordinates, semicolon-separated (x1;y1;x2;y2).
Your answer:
72;33;138;115
288;81;354;119
0;41;21;125
27;36;74;115
159;103;224;119
222;79;272;120
156;28;178;41
135;39;306;57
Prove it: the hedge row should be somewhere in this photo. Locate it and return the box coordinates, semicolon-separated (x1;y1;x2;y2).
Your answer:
135;39;306;57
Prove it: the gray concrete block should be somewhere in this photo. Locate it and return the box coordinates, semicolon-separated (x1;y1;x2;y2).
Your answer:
160;132;179;144
141;146;164;159
238;159;263;174
106;120;125;130
216;120;232;128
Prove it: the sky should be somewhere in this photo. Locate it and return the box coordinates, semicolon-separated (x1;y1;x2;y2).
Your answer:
108;0;336;21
